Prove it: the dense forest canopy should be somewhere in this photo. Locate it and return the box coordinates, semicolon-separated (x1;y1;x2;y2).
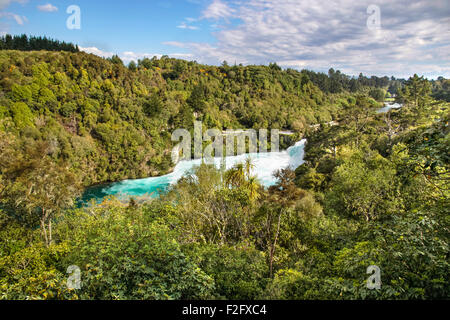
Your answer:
0;34;79;53
0;40;448;300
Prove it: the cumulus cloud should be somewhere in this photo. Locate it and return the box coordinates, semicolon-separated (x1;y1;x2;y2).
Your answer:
170;0;450;78
79;46;114;59
121;51;160;64
80;47;194;65
121;51;194;64
37;3;58;12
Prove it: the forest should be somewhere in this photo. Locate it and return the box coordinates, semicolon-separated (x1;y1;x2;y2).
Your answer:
0;35;79;53
0;41;448;300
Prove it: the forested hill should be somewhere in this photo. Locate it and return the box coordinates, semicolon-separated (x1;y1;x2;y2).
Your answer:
0;49;347;186
0;49;447;188
0;46;449;301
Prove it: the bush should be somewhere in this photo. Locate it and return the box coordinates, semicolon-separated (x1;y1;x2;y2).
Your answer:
187;244;268;299
10;102;34;129
58;207;215;300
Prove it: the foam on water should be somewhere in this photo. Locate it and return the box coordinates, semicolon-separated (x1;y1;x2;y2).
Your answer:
82;139;307;202
376;102;402;114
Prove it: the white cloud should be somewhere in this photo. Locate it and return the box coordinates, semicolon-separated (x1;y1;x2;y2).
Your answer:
0;12;27;25
11;13;24;24
0;0;28;34
121;51;160;64
177;22;199;30
37;3;58;12
167;53;195;59
169;0;450;78
80;47;194;65
162;41;186;48
121;51;195;64
202;0;235;20
79;46;114;59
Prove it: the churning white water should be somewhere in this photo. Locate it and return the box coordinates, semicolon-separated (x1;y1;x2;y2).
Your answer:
376;102;402;113
82;100;400;203
83;139;307;202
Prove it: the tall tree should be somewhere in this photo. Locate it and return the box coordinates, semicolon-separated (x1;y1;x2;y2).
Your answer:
0;140;81;246
399;74;431;113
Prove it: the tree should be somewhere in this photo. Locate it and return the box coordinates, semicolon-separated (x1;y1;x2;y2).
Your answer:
369;88;386;102
343;95;375;146
224;158;261;202
187;84;208;113
264;168;307;277
10;102;34;129
0;34;79;52
325;148;400;222
225;163;245;188
108;55;124;66
60;206;215;299
398;74;431;113
0;141;81;246
128;61;137;71
143;93;163;117
188;244;268;299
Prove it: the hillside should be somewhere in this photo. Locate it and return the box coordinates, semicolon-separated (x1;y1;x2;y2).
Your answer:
0;47;448;301
0;50;350;186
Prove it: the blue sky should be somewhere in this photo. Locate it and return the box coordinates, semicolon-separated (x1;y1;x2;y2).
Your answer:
1;0;449;78
1;0;213;55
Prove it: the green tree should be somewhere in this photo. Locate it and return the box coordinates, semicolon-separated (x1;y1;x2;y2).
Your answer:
10;102;34;129
369;88;386;102
59;206;215;299
263;169;308;277
0;141;81;246
399;74;431;113
128;60;137;71
326;148;400;221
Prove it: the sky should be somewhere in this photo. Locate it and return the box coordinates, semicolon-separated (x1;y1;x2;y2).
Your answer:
0;0;449;79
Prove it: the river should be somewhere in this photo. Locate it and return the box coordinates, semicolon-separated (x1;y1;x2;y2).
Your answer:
81;139;307;203
376;102;402;113
81;102;401;204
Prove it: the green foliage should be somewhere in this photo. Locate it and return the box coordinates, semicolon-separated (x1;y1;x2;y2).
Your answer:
398;74;432;114
331;211;449;299
0;34;79;52
0;49;343;187
264;269;331;299
187;244;268;299
143;93;163;117
0;240;77;300
431;77;450;102
107;55;124;66
325;148;401;221
57;207;215;300
10;102;34;129
0;45;448;301
11;84;32;102
369;88;386;102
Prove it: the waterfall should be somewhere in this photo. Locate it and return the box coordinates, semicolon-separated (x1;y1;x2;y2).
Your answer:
81;139;308;203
